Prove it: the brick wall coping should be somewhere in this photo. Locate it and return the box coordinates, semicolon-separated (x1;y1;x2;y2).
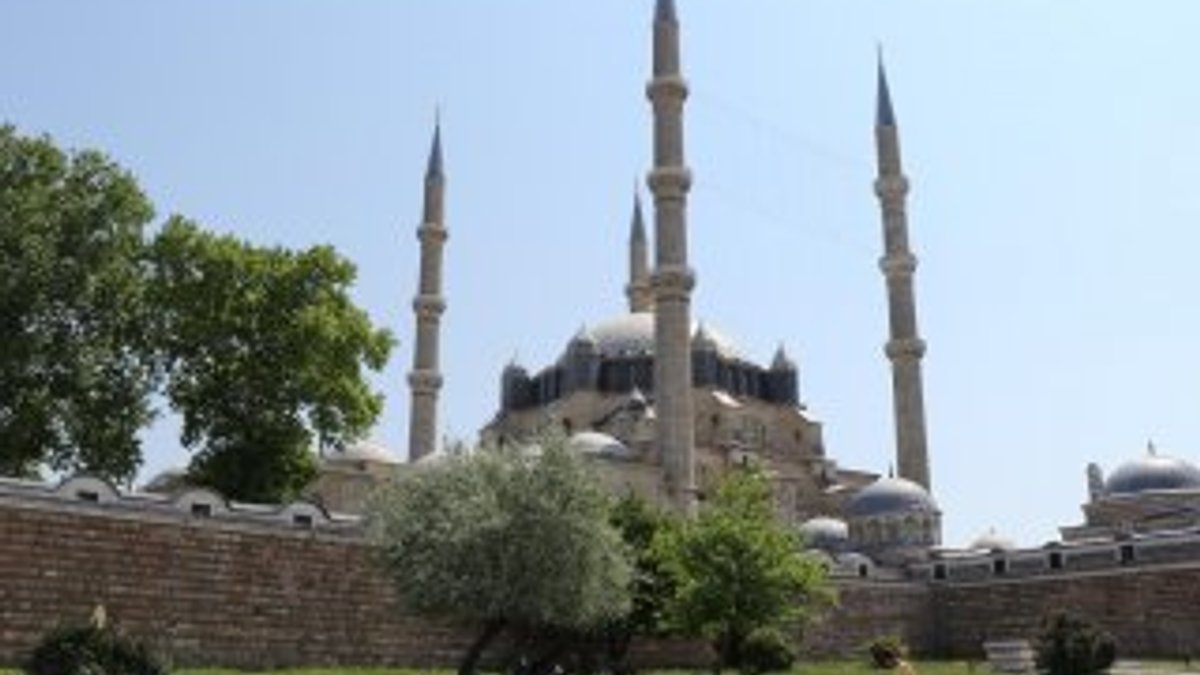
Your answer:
0;474;365;541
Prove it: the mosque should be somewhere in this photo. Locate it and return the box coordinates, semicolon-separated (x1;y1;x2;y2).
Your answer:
304;0;1200;578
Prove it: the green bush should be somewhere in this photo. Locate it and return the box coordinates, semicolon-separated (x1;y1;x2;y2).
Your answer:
1034;612;1116;675
866;635;908;669
25;621;166;675
739;628;796;674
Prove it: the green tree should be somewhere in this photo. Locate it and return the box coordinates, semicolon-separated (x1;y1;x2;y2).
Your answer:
1035;612;1116;675
604;493;678;671
0;125;156;483
367;434;632;675
147;216;393;502
655;469;833;672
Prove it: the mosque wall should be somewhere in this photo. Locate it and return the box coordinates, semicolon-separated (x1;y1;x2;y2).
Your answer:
6;478;1200;667
930;561;1200;658
0;485;471;668
802;580;935;656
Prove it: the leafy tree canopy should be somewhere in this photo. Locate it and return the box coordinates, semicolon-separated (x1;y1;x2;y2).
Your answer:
147;216;394;503
0;125;393;500
654;468;833;671
367;435;632;675
0;125;156;483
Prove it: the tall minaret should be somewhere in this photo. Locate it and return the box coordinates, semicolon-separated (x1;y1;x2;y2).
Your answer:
626;190;653;313
407;122;447;462
647;0;697;514
873;55;931;490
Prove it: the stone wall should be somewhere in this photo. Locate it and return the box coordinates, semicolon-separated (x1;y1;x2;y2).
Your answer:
931;564;1200;658
0;478;719;668
7;476;1200;667
0;491;468;668
803;580;934;656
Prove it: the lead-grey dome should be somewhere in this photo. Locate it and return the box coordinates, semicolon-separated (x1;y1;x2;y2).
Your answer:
568;431;637;460
798;516;849;550
970;528;1016;552
847;476;938;518
1105;454;1200;495
574;312;742;360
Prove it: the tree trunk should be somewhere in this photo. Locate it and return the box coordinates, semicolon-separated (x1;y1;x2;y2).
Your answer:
459;618;506;675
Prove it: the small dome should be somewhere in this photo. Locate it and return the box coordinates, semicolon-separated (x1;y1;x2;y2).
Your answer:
1105;453;1200;495
970;528;1016;552
568;431;636;460
847;476;938;518
571;312;743;360
798;516;849;550
325;440;399;466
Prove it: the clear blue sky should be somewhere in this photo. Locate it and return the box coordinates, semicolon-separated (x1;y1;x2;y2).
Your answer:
4;1;1199;548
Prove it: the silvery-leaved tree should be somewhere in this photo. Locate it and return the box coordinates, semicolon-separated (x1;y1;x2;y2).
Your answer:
367;434;632;675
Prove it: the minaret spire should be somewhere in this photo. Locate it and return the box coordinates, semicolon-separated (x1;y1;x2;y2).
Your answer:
626;189;653;312
876;48;896;128
407;120;449;462
872;54;932;491
648;0;696;514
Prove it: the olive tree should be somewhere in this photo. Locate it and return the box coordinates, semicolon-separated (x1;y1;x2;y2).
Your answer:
367;435;631;675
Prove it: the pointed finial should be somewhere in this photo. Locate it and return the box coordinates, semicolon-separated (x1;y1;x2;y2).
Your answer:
771;343;796;371
876;45;896;127
631;187;647;242
426;113;444;179
1148;439;1157;456
655;0;678;24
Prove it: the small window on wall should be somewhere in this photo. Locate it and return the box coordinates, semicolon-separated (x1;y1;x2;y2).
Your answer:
992;558;1008;576
858;564;870;579
1048;551;1064;570
1119;544;1135;565
933;564;947;581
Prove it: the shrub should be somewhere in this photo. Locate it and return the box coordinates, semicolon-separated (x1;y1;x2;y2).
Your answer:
867;635;908;669
739;628;796;674
25;620;167;675
1034;612;1116;675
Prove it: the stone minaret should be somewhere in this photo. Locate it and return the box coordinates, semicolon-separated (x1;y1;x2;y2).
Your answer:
648;0;697;514
407;122;447;462
626;190;653;313
873;56;931;490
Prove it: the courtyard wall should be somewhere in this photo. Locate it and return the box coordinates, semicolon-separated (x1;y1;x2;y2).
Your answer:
4;478;1200;666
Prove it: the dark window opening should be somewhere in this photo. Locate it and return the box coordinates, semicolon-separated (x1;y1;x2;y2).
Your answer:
76;490;100;503
1120;544;1135;565
992;558;1008;576
1048;551;1064;570
933;564;947;580
293;514;314;528
191;503;213;518
858;564;869;578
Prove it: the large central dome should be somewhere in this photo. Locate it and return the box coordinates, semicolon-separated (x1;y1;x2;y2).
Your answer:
574;311;743;360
